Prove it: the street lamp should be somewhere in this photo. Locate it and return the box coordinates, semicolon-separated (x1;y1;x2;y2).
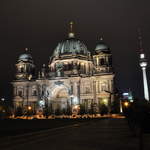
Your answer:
120;98;123;113
28;106;32;110
123;101;129;107
26;106;32;119
1;98;5;101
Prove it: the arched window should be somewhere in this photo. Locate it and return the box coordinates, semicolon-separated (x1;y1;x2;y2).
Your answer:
18;90;23;97
20;67;24;73
32;86;37;96
32;90;37;96
100;58;105;65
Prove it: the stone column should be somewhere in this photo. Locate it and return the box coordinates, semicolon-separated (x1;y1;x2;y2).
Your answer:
77;80;81;105
96;57;99;66
93;80;97;104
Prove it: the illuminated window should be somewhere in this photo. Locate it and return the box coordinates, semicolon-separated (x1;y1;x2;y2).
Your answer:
101;83;106;91
103;98;108;105
32;86;37;96
18;65;24;73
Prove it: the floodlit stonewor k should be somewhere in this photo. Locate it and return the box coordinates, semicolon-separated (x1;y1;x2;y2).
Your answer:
12;22;115;116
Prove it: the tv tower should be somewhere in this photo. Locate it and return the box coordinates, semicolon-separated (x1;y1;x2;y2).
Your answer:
138;29;149;101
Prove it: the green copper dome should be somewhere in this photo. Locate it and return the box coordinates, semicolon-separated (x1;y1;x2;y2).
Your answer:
95;38;110;53
19;54;32;61
53;37;90;57
53;22;90;57
18;48;33;62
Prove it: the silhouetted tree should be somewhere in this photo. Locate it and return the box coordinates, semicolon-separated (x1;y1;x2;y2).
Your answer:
99;104;108;116
15;107;23;116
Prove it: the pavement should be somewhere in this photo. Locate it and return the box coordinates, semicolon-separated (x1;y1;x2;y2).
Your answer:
3;118;150;150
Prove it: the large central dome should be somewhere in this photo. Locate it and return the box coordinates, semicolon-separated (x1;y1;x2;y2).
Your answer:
53;38;90;56
53;22;90;57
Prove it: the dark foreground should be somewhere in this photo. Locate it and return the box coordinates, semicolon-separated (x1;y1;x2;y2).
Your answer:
1;118;150;150
0;118;91;137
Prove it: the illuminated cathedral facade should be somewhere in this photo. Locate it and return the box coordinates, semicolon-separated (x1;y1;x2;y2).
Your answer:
12;23;115;115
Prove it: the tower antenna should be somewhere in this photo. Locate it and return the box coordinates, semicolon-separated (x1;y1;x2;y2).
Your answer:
137;28;144;53
138;28;149;101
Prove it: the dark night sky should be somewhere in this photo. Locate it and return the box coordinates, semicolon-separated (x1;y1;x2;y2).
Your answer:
0;0;150;100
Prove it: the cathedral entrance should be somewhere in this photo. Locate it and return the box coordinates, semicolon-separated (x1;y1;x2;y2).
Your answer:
49;84;71;114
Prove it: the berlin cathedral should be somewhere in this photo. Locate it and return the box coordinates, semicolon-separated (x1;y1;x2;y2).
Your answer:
12;22;115;115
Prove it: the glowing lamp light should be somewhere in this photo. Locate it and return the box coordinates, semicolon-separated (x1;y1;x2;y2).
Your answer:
68;32;75;38
72;105;80;115
19;65;23;68
74;105;79;109
1;98;5;101
28;75;32;80
73;96;78;105
123;93;129;96
28;106;32;110
124;102;129;107
103;99;108;105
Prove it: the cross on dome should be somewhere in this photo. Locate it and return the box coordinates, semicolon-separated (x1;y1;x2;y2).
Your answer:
68;21;75;38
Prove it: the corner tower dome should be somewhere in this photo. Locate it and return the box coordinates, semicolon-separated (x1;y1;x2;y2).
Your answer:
18;48;33;63
52;22;90;57
95;37;110;53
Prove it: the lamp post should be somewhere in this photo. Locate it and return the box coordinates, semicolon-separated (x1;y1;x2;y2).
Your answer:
120;98;123;113
123;101;129;107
